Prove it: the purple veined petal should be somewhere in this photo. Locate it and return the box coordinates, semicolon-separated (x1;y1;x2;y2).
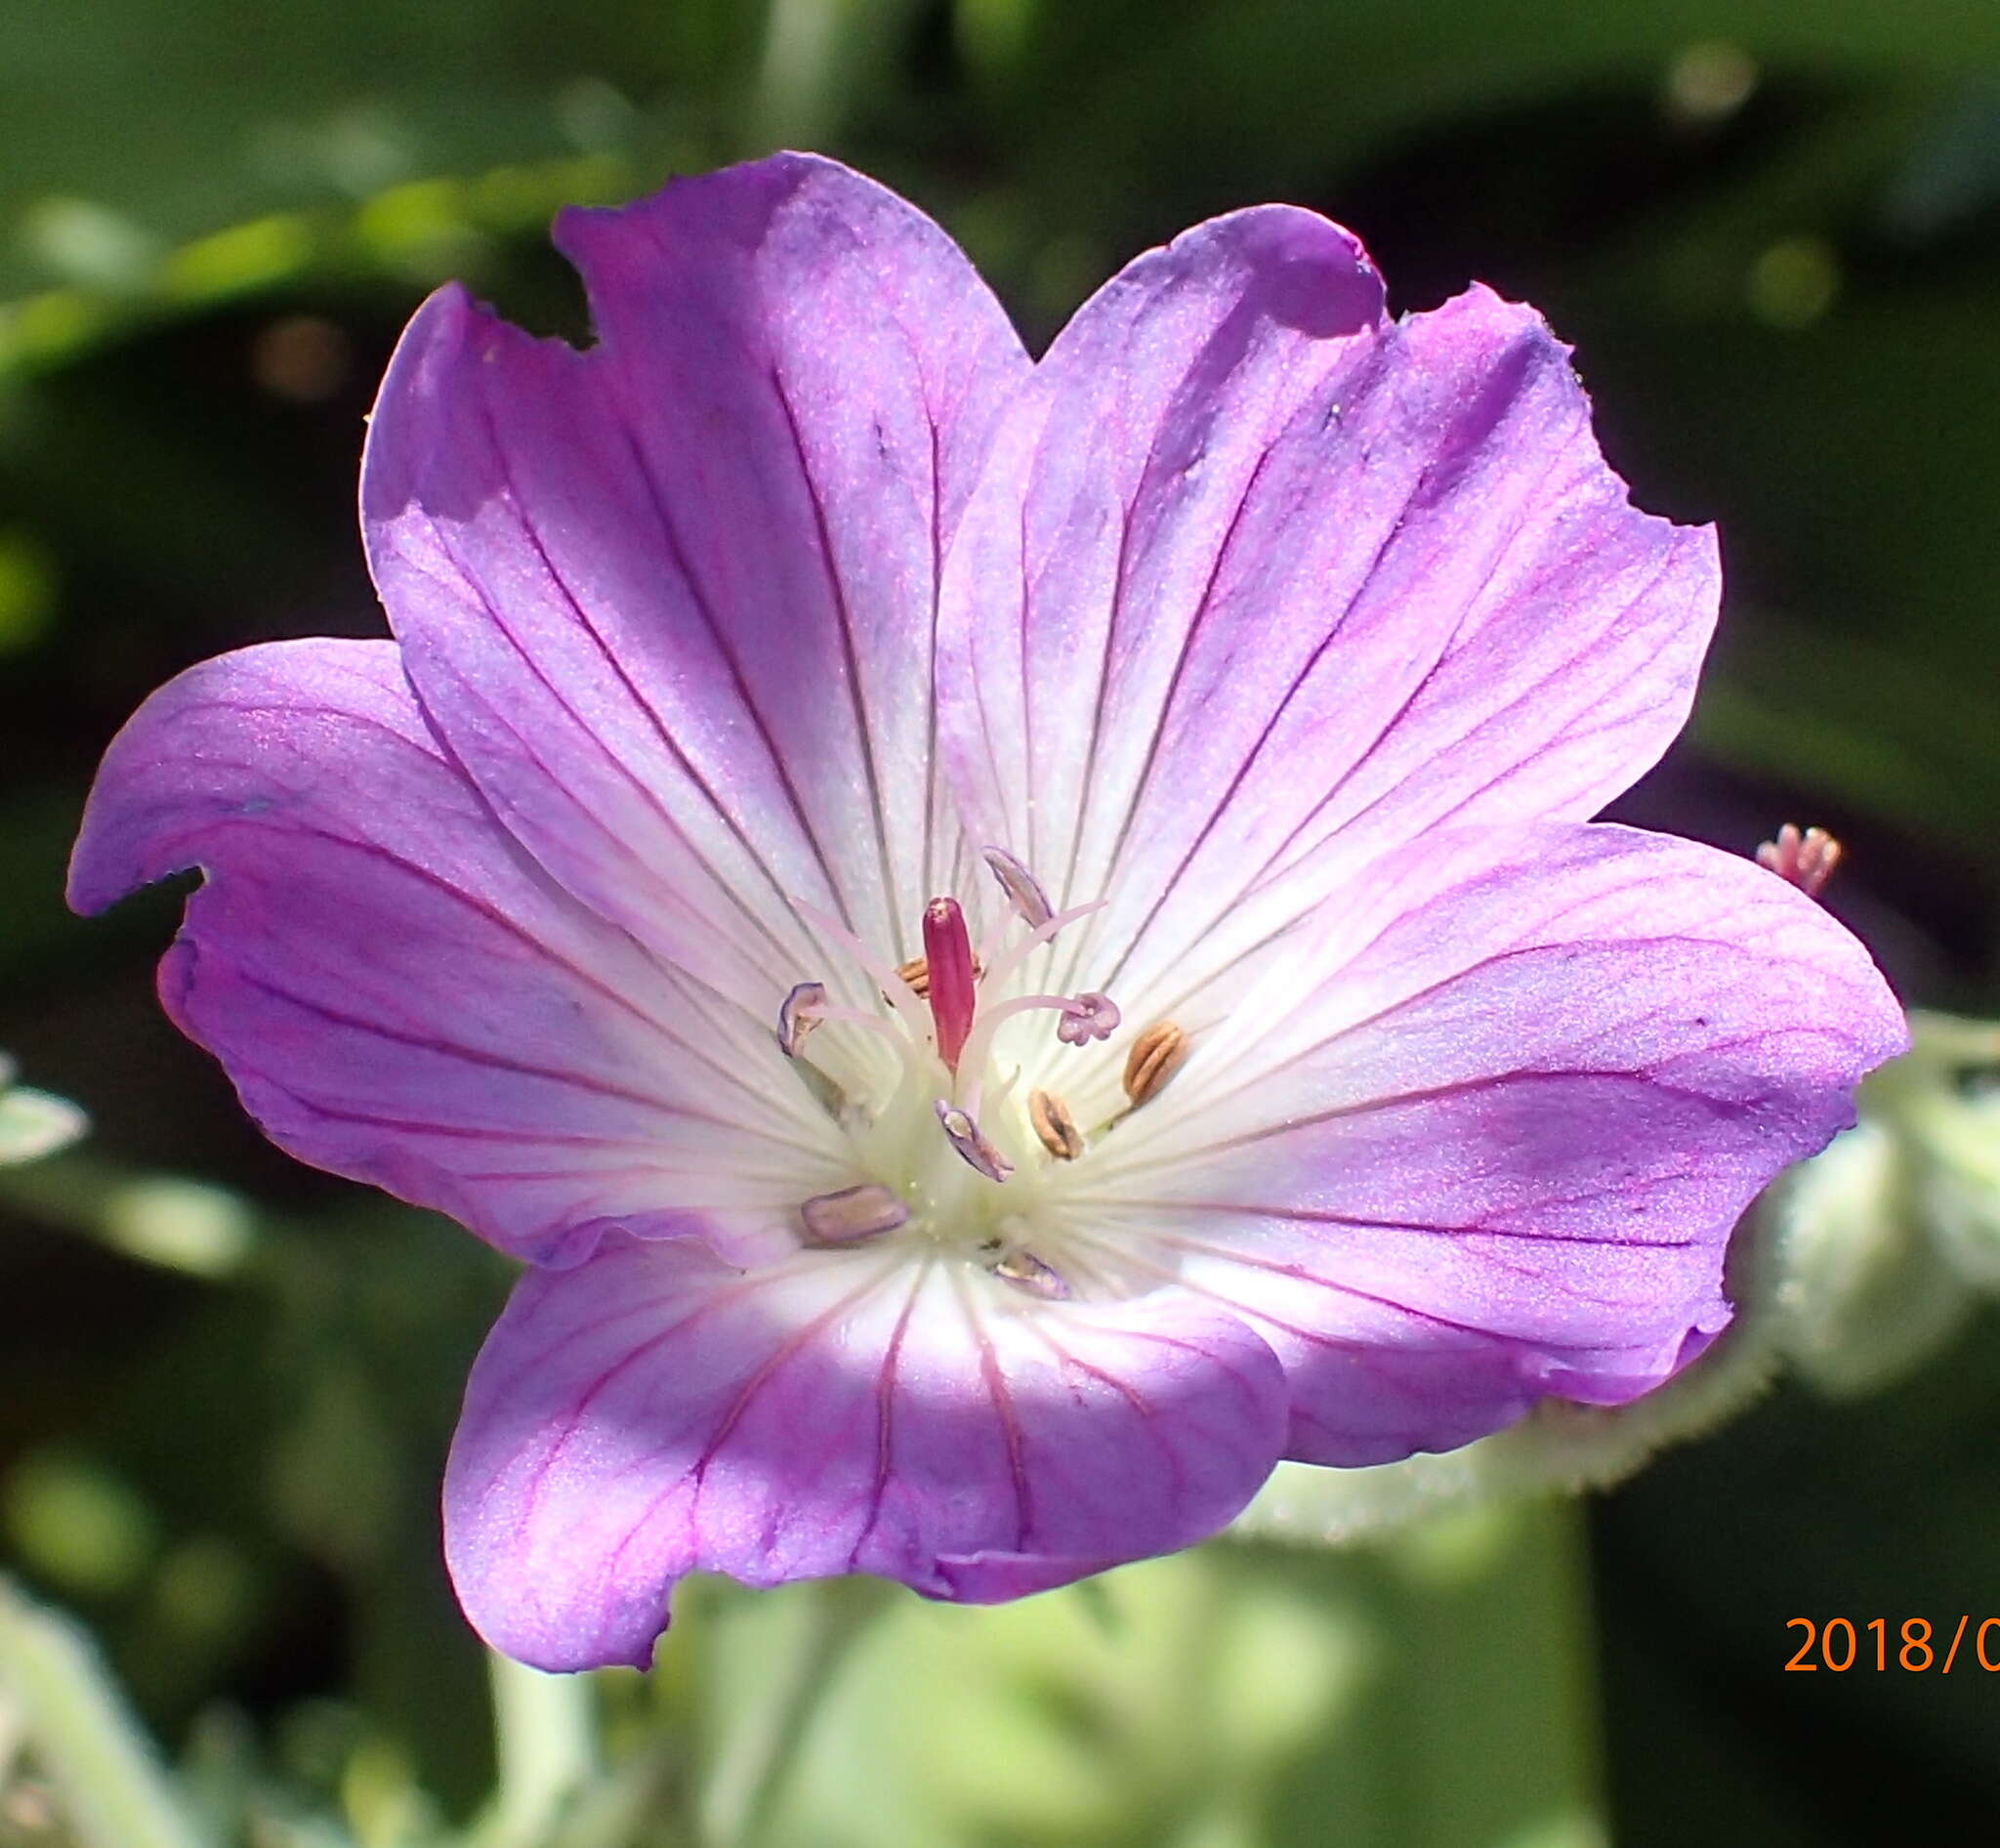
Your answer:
937;207;1719;1022
443;1231;1287;1670
67;640;850;1266
362;152;1031;1012
1079;822;1906;1464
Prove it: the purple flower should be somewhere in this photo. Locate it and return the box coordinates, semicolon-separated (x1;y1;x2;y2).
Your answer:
69;153;1904;1671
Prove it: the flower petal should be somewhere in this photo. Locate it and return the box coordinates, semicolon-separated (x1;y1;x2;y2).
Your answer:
362;152;1030;1007
443;1234;1287;1669
68;640;845;1264
1081;824;1906;1463
938;207;1718;1021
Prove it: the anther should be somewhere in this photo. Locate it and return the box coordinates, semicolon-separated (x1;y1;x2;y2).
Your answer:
1057;990;1121;1047
1123;1021;1189;1106
936;1101;1014;1182
801;1184;909;1245
991;1248;1070;1300
776;982;827;1056
1757;823;1843;899
1028;1089;1084;1160
981;846;1054;929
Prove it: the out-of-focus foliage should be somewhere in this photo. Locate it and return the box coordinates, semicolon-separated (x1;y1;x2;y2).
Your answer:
5;2;2000;1845
0;1057;86;1165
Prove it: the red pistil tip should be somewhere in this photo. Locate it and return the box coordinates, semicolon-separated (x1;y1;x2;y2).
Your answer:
922;896;978;1071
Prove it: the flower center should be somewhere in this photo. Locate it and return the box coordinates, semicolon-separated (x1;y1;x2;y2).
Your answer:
774;847;1160;1296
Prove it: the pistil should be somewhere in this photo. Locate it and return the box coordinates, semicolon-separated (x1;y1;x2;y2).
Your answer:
778;852;1132;1221
923;897;979;1071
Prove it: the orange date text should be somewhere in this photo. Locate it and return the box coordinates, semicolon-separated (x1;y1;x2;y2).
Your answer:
1784;1617;2000;1673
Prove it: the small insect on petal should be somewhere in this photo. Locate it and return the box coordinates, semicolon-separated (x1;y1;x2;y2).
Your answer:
777;981;828;1056
1123;1021;1189;1106
991;1247;1071;1300
1757;823;1843;899
1057;990;1121;1047
801;1183;909;1245
1028;1088;1084;1160
981;846;1055;929
936;1101;1014;1182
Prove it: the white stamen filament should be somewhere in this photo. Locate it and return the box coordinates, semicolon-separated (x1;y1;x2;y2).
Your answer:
798;1002;910;1054
978;898;1106;996
953;992;1091;1091
788;895;929;1034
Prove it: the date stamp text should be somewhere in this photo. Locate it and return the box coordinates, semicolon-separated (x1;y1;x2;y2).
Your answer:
1785;1617;2000;1673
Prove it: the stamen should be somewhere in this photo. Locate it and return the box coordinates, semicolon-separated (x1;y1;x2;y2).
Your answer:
978;898;1107;997
955;991;1114;1084
1123;1021;1189;1106
991;1248;1070;1300
981;846;1054;929
936;1101;1014;1182
802;1004;909;1050
1028;1089;1084;1160
801;1184;909;1245
789;895;927;1032
1056;990;1121;1046
776;982;827;1056
1757;823;1843;899
923;897;979;1071
776;982;904;1058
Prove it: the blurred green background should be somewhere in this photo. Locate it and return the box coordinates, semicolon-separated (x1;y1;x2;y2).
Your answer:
4;2;2000;1844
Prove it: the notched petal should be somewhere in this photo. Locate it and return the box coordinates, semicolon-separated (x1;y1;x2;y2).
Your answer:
68;639;830;1263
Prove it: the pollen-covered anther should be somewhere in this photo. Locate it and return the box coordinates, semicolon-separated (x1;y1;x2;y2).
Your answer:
1757;823;1843;899
981;845;1055;929
1028;1088;1084;1160
936;1101;1014;1182
801;1184;909;1245
990;1247;1070;1300
1123;1021;1189;1106
1057;990;1120;1047
776;981;827;1056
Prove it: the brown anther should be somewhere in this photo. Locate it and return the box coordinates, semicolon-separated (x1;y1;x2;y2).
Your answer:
892;951;981;1001
1756;823;1843;899
1123;1021;1189;1107
1028;1089;1085;1160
